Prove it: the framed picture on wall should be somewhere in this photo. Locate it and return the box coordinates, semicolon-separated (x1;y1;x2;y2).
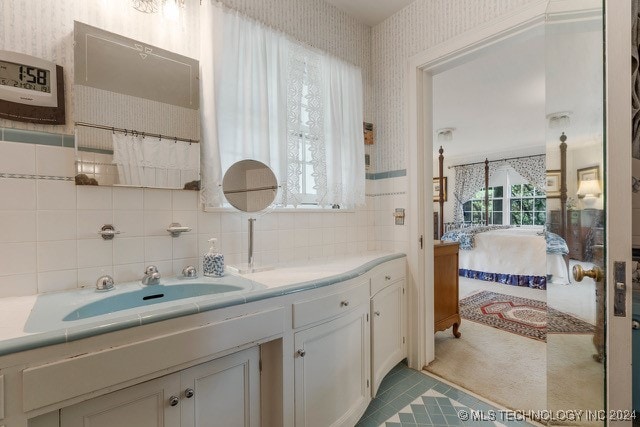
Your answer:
546;170;561;198
577;165;599;183
433;177;447;202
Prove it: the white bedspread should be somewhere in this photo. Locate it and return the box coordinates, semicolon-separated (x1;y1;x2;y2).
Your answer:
458;227;568;282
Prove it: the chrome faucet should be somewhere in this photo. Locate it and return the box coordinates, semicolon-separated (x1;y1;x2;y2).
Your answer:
96;275;115;291
182;265;198;278
142;265;161;285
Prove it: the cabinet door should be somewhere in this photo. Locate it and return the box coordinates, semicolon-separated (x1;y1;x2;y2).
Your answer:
181;347;260;427
371;280;405;396
61;374;181;427
294;306;370;427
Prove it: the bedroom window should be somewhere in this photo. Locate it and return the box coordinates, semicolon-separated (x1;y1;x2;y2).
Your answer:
509;184;546;226
462;183;546;226
462;186;503;224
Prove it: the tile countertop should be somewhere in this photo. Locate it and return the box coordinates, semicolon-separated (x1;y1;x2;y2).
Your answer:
0;252;405;356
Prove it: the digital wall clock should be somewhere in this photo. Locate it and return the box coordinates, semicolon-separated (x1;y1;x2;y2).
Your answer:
0;50;65;125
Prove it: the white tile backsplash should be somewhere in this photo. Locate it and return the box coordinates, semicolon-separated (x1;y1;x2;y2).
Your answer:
0;144;383;295
77;239;112;269
77;185;113;210
144;211;173;236
37;269;78;293
0;178;37;211
1;211;37;243
144;188;172;210
144;236;173;261
37;180;74;210
0;141;35;175
37;210;76;241
0;242;37;275
38;240;77;272
113;187;144;210
77;209;114;239
114;237;145;265
0;273;37;298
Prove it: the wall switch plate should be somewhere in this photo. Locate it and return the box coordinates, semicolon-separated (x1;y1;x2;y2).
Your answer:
393;208;405;225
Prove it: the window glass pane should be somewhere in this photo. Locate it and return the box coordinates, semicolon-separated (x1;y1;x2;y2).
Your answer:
522;212;533;225
522;199;533;211
475;189;485;199
511;199;521;211
511;212;521;225
535;198;546;211
463;212;471;222
472;200;484;211
463;201;471;211
535;212;546;225
493;200;503;211
493;186;503;197
493;212;503;224
305;166;315;195
511;185;522;197
523;184;534;196
472;212;482;223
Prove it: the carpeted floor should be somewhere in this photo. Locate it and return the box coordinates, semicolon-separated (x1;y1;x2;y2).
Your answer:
425;275;604;416
426;318;547;412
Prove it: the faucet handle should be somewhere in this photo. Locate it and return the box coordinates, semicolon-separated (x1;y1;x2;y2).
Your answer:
182;265;198;278
96;275;115;291
144;265;159;275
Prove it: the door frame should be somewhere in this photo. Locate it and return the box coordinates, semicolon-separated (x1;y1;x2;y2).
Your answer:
405;0;632;418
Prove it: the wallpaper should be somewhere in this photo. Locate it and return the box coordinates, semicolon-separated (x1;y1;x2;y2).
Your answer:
370;0;540;173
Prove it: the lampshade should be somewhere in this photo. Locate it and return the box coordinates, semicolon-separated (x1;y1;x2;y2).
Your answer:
577;179;601;197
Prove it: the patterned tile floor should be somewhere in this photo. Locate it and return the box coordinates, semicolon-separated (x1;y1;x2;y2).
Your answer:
356;362;535;427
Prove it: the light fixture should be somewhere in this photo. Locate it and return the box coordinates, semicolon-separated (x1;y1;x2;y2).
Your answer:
132;0;185;14
547;111;572;129
577;179;601;207
436;128;454;142
132;0;159;13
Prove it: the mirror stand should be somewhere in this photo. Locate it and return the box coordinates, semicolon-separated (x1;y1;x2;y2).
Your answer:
227;218;274;274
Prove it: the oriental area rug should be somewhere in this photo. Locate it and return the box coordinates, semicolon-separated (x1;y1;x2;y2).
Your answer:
459;290;595;342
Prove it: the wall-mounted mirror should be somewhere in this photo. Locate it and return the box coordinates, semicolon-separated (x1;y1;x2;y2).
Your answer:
222;160;278;213
222;160;278;274
73;21;200;190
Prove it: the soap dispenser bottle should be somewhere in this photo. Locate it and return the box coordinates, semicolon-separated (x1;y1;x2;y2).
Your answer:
203;238;224;277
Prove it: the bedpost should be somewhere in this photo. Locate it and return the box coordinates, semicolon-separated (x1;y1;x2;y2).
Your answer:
559;133;568;238
484;158;489;225
438;146;444;239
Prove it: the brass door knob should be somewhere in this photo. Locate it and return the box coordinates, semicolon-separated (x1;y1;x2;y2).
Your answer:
572;264;604;282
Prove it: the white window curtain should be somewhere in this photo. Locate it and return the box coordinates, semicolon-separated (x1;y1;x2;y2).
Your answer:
112;133;199;188
199;1;364;208
452;163;488;223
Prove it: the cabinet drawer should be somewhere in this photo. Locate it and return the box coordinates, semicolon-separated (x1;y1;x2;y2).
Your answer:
292;281;368;329
371;259;405;295
23;307;284;412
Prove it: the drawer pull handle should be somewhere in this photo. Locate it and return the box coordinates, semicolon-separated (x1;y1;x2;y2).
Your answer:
385;275;391;280
297;349;306;357
374;311;381;316
185;388;195;398
341;300;350;307
169;396;180;407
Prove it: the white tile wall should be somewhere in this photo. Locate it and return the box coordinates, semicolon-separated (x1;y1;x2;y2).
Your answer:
0;141;389;296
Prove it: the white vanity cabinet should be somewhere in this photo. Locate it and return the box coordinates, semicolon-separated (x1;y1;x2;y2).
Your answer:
292;281;371;427
60;347;260;427
370;260;407;397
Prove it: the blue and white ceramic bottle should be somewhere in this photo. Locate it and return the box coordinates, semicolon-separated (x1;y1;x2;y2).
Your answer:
203;238;224;277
